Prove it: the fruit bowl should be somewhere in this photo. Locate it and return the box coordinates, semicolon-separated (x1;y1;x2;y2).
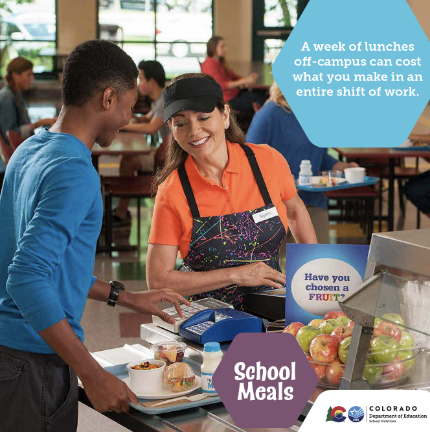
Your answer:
152;341;186;366
285;311;421;389
308;347;421;389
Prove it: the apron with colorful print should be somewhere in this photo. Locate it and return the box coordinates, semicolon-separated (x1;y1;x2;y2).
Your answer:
179;144;287;308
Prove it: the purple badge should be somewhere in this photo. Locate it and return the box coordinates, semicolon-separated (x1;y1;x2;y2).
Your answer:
212;333;318;428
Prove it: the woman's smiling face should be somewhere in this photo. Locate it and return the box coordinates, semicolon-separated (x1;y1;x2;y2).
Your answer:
168;105;230;159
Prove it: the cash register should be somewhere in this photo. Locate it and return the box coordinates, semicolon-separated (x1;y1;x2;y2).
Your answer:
152;298;263;344
152;297;234;333
179;308;263;344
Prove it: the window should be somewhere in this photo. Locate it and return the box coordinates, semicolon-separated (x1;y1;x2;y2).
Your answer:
98;0;213;79
0;0;57;78
253;0;309;63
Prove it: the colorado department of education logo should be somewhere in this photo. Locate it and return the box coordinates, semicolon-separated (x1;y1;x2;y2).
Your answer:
348;406;364;422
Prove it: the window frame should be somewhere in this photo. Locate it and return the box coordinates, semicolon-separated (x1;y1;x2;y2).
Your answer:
252;0;309;62
96;0;214;74
0;0;58;79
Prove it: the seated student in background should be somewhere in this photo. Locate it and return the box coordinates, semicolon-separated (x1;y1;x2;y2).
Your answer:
114;60;170;227
246;83;358;244
0;57;56;174
0;57;57;144
201;36;266;113
405;132;430;219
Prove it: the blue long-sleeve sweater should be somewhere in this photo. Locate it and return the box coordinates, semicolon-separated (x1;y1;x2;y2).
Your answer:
0;128;103;353
247;101;338;209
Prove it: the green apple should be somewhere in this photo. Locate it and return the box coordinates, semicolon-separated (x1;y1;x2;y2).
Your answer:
337;316;352;326
363;363;383;385
382;313;404;327
296;326;321;354
338;336;351;364
370;335;399;364
399;331;415;349
319;319;342;334
398;349;416;371
374;317;382;327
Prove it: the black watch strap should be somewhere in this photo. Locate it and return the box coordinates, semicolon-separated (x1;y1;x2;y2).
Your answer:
107;281;125;307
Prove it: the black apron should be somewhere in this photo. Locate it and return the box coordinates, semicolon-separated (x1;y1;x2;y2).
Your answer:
179;144;287;308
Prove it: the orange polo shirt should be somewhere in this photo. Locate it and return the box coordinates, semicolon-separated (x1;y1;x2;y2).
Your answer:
148;141;297;258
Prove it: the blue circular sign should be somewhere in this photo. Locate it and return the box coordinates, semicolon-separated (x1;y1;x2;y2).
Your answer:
348;406;364;422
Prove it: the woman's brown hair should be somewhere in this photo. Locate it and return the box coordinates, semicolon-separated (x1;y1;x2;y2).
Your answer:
206;36;234;78
153;72;245;192
6;57;33;94
5;57;33;114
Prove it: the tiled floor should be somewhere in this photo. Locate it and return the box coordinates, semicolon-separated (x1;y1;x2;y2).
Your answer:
25;101;430;431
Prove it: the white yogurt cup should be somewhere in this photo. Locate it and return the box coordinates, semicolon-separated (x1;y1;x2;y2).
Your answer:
127;359;165;394
344;167;366;184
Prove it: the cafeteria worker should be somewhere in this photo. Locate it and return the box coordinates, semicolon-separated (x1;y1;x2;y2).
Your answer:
147;73;317;308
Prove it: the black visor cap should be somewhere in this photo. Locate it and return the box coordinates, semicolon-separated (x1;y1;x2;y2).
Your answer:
163;77;224;122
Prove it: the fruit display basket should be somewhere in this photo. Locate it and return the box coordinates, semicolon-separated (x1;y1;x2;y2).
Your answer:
308;348;421;389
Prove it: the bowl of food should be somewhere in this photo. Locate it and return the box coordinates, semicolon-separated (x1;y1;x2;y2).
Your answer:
320;170;344;187
285;311;420;388
127;359;165;393
152;341;186;365
163;362;196;393
344;167;365;184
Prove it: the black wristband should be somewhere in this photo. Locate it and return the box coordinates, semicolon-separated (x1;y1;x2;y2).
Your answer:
107;281;125;307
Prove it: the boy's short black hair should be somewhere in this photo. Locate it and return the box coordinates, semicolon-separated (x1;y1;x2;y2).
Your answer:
138;60;166;88
62;40;138;106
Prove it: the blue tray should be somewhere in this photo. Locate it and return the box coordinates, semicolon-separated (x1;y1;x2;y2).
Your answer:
105;358;222;415
296;176;379;192
394;145;430;151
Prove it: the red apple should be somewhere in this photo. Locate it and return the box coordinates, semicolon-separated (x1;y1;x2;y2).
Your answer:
347;320;355;328
327;359;344;386
306;354;326;382
283;322;304;337
382;356;405;382
373;321;402;343
310;334;339;363
331;325;353;343
324;311;347;320
309;319;324;327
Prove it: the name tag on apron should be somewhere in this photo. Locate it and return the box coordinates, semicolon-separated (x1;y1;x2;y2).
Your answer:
252;207;279;223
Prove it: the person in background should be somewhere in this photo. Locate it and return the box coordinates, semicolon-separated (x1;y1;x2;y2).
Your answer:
404;132;430;219
201;36;266;113
0;57;57;144
114;60;170;227
246;83;359;244
0;57;56;174
0;40;188;432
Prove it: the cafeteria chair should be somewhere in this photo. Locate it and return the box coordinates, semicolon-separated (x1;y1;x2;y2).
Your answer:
101;137;168;256
0;134;13;165
370;160;422;231
325;186;379;243
6;130;24;150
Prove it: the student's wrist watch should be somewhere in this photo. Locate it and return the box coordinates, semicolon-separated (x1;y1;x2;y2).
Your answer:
107;281;125;307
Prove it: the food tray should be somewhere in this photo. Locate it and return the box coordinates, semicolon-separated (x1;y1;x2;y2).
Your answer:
105;357;222;415
394;145;430;151
296;176;379;192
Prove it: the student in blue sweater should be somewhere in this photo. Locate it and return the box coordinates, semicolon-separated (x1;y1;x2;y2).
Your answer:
247;83;358;243
0;40;188;431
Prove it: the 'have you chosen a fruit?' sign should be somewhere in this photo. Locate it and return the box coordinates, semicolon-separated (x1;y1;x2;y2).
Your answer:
285;244;369;325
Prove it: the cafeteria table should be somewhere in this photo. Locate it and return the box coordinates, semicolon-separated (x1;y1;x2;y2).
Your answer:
92;131;151;172
334;147;430;231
